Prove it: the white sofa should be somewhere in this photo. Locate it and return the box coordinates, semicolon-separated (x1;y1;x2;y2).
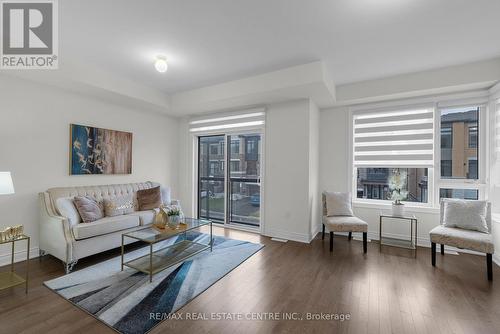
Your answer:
39;181;178;273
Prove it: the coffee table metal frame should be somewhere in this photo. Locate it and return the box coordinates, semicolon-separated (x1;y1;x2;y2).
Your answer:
121;218;212;282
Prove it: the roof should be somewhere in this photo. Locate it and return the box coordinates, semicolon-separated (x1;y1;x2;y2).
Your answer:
441;110;478;123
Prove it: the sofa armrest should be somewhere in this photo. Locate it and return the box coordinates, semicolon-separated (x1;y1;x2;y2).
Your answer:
39;192;75;263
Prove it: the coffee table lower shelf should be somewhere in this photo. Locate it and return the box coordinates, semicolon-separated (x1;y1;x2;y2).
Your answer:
122;240;210;281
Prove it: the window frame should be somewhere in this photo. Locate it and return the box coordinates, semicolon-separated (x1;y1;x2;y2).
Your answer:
349;97;489;210
435;104;487;202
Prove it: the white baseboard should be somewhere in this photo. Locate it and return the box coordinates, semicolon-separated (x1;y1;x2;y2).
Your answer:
0;247;39;267
264;227;311;243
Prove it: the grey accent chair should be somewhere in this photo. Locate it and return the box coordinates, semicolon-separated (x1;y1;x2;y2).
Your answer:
322;192;368;253
430;199;494;280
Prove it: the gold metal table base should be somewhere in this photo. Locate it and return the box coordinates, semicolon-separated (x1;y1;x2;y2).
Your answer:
0;235;29;293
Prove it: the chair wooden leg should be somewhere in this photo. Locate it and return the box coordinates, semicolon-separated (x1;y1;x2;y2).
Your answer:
348;232;352;241
363;232;367;253
322;224;325;240
440;244;444;255
431;242;436;266
487;253;493;281
330;232;333;252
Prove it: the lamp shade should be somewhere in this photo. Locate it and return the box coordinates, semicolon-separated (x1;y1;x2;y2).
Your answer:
0;172;15;195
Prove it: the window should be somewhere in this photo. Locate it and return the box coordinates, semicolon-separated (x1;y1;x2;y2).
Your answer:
352;107;434;204
440;107;479;180
440;188;479;200
438;105;483;202
210;143;220;155
245;136;259;161
351;102;485;207
230;140;240;155
209;161;221;175
230;161;240;172
441;160;452;177
357;168;428;203
468;158;478;179
468;125;478;148
441;127;452;148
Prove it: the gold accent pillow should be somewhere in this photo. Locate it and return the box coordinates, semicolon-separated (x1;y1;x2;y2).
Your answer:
103;194;135;217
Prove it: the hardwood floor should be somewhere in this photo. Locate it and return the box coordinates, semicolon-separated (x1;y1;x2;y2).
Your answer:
1;226;500;334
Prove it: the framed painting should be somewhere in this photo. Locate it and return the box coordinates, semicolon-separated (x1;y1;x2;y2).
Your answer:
70;124;132;175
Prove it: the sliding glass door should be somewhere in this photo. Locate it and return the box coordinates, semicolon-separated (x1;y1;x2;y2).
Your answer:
198;135;225;222
198;133;262;227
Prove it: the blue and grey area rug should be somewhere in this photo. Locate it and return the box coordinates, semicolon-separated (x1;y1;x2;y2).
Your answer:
44;232;263;334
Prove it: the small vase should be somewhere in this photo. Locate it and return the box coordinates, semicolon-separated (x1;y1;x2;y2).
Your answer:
168;215;181;229
152;208;166;229
392;203;404;217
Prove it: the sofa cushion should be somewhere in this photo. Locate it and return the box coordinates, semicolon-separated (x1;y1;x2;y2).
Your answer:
137;186;162;210
430;225;494;254
128;210;156;226
72;215;140;240
73;196;104;223
103;194;135;217
323;216;368;233
324;192;353;217
55;197;81;226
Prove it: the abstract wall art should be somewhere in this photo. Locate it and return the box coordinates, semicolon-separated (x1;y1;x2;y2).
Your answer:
70;124;132;175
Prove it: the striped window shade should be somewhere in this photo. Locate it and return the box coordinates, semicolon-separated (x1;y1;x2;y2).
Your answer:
189;108;265;133
353;107;435;168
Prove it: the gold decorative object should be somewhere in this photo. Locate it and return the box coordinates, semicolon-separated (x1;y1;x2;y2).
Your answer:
153;208;168;229
0;225;24;242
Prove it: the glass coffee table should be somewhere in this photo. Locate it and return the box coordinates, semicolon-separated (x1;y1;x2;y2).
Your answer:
121;218;212;282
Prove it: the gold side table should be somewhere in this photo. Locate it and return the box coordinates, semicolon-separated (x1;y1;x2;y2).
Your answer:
0;234;30;293
379;212;417;258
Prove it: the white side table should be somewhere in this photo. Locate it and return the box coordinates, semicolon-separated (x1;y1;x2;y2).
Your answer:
379;212;417;258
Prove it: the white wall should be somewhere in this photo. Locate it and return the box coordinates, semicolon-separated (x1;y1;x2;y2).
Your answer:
308;101;320;238
263;99;312;242
0;75;179;264
319;106;443;246
176;99;320;243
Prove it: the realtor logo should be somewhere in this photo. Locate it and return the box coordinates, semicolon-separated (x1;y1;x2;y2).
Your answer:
1;0;58;69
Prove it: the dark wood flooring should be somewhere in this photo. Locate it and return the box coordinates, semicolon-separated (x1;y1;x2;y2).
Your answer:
0;226;499;334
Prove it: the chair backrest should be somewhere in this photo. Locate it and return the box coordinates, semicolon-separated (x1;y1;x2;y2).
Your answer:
322;191;352;217
440;198;492;232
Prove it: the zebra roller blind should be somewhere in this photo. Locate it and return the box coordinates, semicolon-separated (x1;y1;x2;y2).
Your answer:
353;107;435;168
189;108;265;133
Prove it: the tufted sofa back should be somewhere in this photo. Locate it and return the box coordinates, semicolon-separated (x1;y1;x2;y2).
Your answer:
47;181;158;214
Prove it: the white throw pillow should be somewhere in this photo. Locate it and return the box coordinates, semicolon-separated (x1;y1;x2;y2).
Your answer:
443;199;489;233
325;192;353;217
55;197;81;226
160;186;171;206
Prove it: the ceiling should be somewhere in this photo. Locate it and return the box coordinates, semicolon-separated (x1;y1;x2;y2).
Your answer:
61;0;500;94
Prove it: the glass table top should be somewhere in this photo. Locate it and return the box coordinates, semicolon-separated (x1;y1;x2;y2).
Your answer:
123;218;211;244
379;211;417;220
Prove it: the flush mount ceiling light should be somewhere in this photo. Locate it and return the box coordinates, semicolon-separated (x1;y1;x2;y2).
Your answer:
154;55;168;73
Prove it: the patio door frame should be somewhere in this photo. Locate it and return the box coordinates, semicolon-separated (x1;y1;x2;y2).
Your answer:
194;127;265;233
